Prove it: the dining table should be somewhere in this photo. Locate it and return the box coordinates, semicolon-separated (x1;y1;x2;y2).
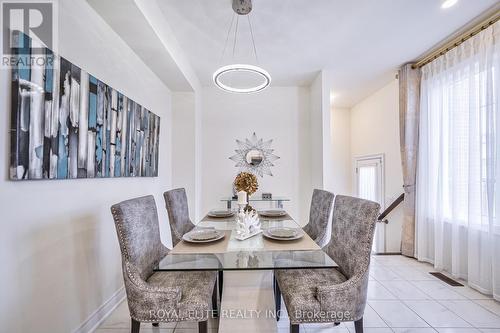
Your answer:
155;210;338;333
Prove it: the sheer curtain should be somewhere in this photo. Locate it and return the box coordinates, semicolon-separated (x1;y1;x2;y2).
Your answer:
416;20;500;299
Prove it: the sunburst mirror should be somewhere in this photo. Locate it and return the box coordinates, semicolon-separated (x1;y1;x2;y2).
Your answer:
229;133;280;177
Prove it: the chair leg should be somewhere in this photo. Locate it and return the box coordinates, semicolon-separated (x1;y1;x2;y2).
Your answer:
274;275;281;321
198;320;208;333
290;323;299;333
354;317;363;333
131;318;140;333
212;280;219;318
218;271;223;299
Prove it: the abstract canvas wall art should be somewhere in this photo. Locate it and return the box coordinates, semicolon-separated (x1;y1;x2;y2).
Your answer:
9;31;160;180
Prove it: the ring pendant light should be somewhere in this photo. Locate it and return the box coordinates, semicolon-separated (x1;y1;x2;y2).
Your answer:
213;0;271;93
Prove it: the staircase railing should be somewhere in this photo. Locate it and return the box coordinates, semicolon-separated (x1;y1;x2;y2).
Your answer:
377;193;404;223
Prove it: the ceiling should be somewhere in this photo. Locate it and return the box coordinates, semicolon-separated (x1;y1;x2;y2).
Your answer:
156;0;498;107
87;0;194;91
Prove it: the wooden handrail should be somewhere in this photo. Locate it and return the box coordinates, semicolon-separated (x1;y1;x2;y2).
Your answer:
378;193;404;223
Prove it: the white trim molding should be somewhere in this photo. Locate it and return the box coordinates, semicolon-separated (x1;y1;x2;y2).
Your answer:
72;286;126;333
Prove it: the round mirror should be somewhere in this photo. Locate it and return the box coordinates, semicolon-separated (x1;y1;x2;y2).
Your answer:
246;149;264;166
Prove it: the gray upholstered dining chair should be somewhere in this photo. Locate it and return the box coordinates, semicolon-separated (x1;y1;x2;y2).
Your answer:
163;188;223;300
302;189;335;247
163;188;196;247
275;195;380;333
111;195;217;333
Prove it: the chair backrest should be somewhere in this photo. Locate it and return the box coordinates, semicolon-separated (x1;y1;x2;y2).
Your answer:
110;195;165;280
303;189;335;246
163;188;195;247
324;195;380;279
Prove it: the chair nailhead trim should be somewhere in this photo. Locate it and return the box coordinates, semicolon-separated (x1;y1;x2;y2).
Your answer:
112;206;178;294
111;207;130;260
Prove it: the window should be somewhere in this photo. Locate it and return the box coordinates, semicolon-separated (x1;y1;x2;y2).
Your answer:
415;18;500;298
430;65;498;227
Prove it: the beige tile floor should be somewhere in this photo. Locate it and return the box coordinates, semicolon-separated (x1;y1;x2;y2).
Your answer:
96;255;500;333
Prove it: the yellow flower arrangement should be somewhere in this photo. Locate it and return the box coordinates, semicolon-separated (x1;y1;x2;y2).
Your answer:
233;172;259;196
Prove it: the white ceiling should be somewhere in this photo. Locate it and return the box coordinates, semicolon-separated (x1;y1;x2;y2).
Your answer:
156;0;498;107
87;0;195;91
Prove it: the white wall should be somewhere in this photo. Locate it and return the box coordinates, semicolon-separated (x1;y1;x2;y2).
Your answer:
172;92;196;219
309;71;334;192
331;107;352;196
320;71;334;193
350;79;403;252
0;1;173;332
310;75;324;191
200;87;312;225
194;92;203;221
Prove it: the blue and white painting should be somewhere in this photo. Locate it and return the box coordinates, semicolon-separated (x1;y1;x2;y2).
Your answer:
9;31;160;180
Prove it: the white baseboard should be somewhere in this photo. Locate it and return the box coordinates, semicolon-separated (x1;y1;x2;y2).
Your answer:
72;286;126;333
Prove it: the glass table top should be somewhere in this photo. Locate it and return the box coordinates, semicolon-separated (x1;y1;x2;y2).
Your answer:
154;212;337;272
155;250;337;271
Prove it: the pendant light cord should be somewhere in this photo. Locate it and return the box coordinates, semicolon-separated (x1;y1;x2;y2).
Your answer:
219;13;236;64
247;15;259;64
232;15;240;61
219;12;260;65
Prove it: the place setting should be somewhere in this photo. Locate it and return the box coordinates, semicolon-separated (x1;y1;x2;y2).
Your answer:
182;228;226;243
206;210;235;218
262;226;304;241
259;209;288;218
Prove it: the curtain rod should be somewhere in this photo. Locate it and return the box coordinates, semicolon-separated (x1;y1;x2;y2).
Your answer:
412;10;500;69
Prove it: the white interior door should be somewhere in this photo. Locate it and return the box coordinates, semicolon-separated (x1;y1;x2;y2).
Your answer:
355;155;385;253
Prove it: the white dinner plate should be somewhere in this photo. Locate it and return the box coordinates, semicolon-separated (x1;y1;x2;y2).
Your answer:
207;210;235;218
183;229;225;243
268;227;297;238
259;210;287;217
263;227;304;241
